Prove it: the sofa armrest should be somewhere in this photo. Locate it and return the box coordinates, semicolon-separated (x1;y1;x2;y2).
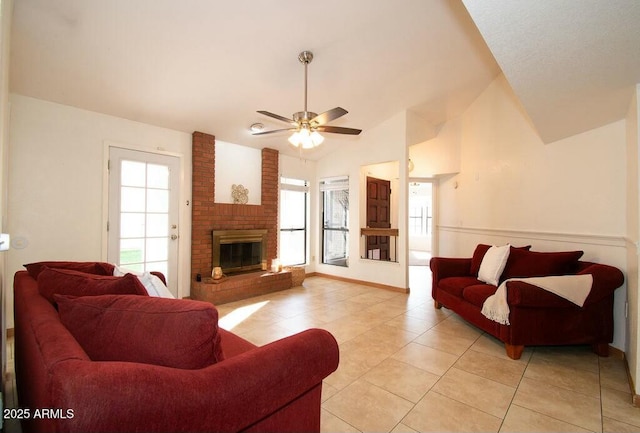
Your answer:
579;263;624;306
50;328;339;433
429;257;473;281
505;264;624;309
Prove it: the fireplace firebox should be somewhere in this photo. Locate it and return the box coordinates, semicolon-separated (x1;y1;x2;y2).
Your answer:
212;229;268;275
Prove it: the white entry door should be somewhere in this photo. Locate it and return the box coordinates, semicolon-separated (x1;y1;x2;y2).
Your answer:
108;147;180;295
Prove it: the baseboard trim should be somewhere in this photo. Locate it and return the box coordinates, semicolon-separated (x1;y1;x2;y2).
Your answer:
617;346;640;407
306;272;409;294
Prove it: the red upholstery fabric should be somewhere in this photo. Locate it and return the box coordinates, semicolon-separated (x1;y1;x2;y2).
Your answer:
24;261;115;279
438;276;482;298
501;249;584;281
56;294;224;369
462;284;497;307
13;269;339;433
37;268;148;304
430;246;624;358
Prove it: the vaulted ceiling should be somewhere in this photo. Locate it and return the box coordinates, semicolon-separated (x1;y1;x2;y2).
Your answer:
9;1;640;159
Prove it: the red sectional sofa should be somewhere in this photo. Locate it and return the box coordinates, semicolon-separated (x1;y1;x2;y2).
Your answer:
430;245;624;359
13;262;339;433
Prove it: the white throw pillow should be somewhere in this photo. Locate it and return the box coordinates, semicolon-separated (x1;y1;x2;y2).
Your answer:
477;245;510;286
113;265;175;298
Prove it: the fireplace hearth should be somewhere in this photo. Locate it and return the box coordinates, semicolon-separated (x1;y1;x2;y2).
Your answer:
212;229;268;275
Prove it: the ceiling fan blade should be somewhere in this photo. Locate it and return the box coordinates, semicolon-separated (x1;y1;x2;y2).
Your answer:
257;110;296;125
311;107;348;126
252;128;296;136
316;125;362;135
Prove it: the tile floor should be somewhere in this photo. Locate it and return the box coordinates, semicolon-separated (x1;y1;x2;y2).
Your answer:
217;267;639;433
4;266;640;432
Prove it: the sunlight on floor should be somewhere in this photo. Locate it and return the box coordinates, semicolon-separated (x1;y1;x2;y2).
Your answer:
218;300;270;330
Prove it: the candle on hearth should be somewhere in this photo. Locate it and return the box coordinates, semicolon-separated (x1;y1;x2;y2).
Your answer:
271;259;280;273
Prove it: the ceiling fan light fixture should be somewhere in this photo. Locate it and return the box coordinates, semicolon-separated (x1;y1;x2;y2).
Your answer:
288;126;324;149
254;51;361;148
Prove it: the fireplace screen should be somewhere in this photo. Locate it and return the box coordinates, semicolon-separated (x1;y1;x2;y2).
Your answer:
212;229;268;274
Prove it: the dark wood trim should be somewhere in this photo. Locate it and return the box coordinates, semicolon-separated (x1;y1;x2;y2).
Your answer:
360;228;399;237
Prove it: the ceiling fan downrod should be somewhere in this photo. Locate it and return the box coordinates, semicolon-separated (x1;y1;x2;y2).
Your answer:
299;51;314;121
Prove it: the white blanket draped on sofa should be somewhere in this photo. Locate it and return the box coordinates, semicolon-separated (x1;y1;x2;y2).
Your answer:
481;274;593;325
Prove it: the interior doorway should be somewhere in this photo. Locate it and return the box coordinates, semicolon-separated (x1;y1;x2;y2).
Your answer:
408;180;434;266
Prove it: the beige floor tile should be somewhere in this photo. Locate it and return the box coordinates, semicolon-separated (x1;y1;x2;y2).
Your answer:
600;356;633;394
356;323;420;350
323;380;414;433
390;423;419;433
413;328;478;356
500;404;592;433
512;377;602;432
402;391;502;433
322;381;340;402
601;387;640;428
603;416;640;433
431;314;484;340
531;346;600;373
469;333;533;363
234;322;297;346
391;342;458;376
321;318;373;344
321;409;361;433
362;358;440;403
454;349;526;387
524;352;600;397
431;367;516;418
384;314;439;336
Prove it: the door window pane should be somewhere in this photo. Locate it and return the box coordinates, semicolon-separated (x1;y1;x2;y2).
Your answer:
147;189;169;213
121;187;145;212
121;213;145;238
279;178;308;266
320;177;349;267
121;161;146;187
147;164;169;189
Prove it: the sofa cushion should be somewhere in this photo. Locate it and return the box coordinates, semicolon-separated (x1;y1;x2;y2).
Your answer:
470;244;532;276
478;245;511;286
38;268;148;304
56;294;224;369
462;284;498;308
501;249;584;281
25;261;115;280
439;276;483;298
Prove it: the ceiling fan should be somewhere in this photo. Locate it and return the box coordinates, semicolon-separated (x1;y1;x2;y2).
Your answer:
252;50;362;149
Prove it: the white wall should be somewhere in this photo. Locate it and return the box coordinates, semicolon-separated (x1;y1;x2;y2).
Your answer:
5;95;193;327
427;74;629;350
626;85;639;393
214;140;262;205
315;111;409;290
0;0;12;380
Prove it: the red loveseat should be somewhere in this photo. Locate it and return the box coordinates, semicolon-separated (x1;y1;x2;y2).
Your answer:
430;245;624;359
13;262;339;433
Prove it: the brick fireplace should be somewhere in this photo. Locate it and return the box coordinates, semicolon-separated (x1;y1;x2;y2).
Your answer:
190;131;291;304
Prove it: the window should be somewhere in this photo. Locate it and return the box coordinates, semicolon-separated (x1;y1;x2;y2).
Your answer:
321;177;349;267
279;177;308;266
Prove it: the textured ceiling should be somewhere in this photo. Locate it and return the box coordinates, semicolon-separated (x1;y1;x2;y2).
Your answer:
463;0;640;143
9;0;499;159
9;1;639;159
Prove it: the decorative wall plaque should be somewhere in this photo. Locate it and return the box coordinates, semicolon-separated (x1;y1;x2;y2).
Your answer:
231;184;249;204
